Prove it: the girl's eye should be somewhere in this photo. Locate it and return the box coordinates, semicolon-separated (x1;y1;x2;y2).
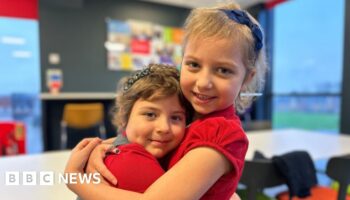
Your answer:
143;112;156;119
217;67;233;76
171;115;184;122
186;61;200;69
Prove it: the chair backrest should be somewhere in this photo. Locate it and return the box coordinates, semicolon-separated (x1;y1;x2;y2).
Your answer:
240;159;286;200
61;103;106;149
62;103;104;129
273;151;318;198
326;155;350;200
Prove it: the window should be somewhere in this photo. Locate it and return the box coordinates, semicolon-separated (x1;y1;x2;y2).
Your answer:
0;17;42;152
273;0;345;132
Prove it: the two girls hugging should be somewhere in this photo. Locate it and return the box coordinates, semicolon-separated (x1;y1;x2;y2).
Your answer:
65;2;267;200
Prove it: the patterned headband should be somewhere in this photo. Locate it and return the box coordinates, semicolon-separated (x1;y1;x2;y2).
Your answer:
220;9;263;53
123;68;152;92
122;65;179;92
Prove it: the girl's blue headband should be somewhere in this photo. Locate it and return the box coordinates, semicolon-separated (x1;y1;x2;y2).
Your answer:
220;9;263;53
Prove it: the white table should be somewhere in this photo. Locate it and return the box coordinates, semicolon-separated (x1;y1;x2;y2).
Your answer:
0;151;76;200
245;129;350;160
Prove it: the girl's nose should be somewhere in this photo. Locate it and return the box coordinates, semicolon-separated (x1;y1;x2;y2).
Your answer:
156;117;171;134
196;71;213;90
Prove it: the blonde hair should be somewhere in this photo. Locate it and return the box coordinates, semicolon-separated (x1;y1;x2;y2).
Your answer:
183;3;268;113
113;64;191;133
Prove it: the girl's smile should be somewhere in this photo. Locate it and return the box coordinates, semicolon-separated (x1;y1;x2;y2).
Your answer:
191;91;217;104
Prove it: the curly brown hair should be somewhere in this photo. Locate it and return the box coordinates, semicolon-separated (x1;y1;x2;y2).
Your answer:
112;63;192;133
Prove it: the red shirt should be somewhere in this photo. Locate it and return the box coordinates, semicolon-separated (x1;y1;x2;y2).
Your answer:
104;143;164;193
167;106;249;200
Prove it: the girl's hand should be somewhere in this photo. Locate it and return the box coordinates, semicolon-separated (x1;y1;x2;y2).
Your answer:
230;193;241;200
65;138;102;174
85;139;118;185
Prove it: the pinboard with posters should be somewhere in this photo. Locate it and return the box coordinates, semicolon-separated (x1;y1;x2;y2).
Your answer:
105;18;183;71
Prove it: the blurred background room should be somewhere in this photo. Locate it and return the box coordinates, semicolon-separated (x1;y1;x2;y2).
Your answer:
0;0;349;199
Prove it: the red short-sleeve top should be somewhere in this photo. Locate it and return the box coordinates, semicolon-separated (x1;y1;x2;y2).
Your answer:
167;106;249;200
104;143;165;193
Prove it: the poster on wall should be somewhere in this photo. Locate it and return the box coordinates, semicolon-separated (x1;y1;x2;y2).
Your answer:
105;19;132;70
105;18;183;71
46;68;63;94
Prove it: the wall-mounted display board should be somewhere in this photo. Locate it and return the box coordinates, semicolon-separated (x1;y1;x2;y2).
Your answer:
105;18;183;71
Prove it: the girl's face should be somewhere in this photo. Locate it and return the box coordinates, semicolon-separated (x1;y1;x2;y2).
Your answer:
125;94;186;158
180;37;250;115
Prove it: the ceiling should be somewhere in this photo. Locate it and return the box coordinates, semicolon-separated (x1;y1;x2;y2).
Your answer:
40;0;274;10
139;0;272;9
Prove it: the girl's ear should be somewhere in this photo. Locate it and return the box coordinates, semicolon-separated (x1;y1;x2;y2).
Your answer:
243;68;256;85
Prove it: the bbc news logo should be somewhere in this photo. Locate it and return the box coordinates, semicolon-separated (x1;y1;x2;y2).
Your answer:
5;171;101;185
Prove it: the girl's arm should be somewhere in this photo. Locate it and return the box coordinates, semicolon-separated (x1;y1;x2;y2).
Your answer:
67;146;230;200
144;147;231;199
85;137;118;185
